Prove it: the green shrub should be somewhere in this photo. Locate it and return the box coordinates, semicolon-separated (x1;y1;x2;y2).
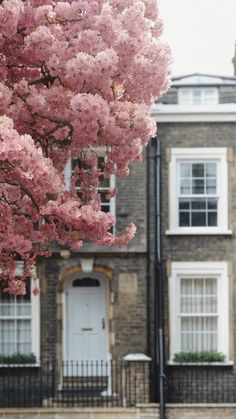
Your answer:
0;353;37;364
173;350;225;363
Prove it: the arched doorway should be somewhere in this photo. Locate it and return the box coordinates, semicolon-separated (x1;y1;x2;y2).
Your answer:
63;273;109;364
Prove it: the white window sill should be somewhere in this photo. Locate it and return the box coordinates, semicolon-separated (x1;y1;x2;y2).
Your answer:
0;363;41;368
168;361;234;366
166;229;232;236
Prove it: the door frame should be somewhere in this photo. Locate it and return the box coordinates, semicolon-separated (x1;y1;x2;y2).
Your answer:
62;272;110;363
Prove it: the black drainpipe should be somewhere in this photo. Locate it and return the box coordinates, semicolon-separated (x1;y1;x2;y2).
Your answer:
155;137;166;419
146;143;151;355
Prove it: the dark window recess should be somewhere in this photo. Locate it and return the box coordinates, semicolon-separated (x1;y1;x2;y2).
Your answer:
72;278;100;287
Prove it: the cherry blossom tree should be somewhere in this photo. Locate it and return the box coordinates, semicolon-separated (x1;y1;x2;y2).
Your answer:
0;0;171;294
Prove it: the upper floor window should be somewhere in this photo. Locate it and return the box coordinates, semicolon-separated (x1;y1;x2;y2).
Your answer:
0;264;40;362
178;88;219;106
64;152;115;219
167;148;230;235
169;262;229;362
179;161;217;227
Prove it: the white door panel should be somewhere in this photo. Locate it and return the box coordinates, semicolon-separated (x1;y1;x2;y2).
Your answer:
65;276;108;375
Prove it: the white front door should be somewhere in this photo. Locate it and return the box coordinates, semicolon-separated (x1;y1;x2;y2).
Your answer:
65;276;108;364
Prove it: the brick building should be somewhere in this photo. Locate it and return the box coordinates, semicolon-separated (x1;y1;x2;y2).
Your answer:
150;72;236;403
0;131;152;407
2;67;236;410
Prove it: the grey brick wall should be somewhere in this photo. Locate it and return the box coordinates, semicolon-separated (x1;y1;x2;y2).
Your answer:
40;253;148;360
219;86;236;103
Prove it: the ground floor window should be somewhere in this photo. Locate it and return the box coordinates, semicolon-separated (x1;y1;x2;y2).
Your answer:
169;262;229;362
0;264;40;363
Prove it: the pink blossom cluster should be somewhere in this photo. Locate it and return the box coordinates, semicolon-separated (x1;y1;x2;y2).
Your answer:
0;0;171;293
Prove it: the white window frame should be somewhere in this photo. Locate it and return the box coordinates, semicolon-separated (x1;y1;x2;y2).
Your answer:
64;149;116;219
0;262;40;364
167;148;231;235
178;87;219;106
169;261;229;362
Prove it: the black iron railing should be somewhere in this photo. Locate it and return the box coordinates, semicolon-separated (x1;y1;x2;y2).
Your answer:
166;365;236;403
0;359;152;408
2;361;236;407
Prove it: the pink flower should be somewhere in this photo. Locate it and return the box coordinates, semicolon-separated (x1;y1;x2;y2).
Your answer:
0;0;171;292
4;280;26;295
33;287;41;296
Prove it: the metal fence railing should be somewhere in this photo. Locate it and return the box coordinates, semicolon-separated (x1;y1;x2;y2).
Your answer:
0;359;152;408
1;361;236;407
166;365;236;403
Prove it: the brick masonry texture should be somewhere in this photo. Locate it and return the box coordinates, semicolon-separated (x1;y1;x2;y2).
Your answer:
41;253;148;360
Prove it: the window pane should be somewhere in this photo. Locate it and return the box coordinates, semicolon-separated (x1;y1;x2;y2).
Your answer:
179;199;190;210
73;278;100;287
180;297;191;313
17;343;31;354
101;204;110;213
191;199;206;210
180;163;191;177
192;211;206;226
207;199;217;210
193;278;204;295
205;297;217;313
17;320;31;343
181;278;192;295
206;163;216;177
0;320;15;342
206;178;217;194
99;177;110;188
179;212;190;227
181;316;218;352
208;212;217;226
192;179;204;194
205;277;217;295
1;343;15;356
0;303;15;316
192;163;204;178
180;179;190;194
193;90;201;98
16;304;31;316
99;191;109;203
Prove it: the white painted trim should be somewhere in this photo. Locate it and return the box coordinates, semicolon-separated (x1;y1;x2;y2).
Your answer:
166;229;232;235
64;159;71;191
123;353;152;362
168;148;229;234
173;74;236;86
169;262;229;362
31;278;40;362
151;104;236;122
